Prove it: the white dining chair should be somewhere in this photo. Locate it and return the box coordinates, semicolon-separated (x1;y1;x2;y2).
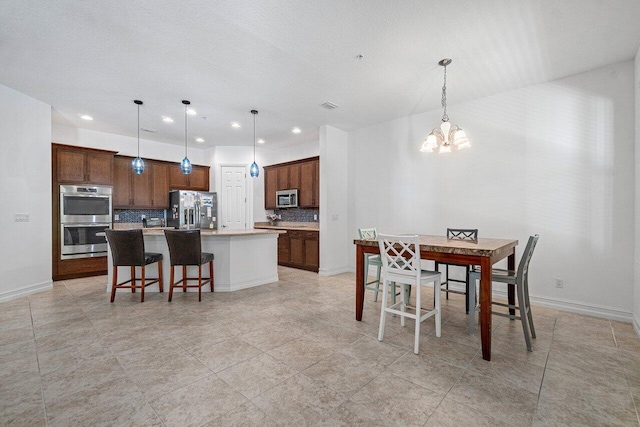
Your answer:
377;234;442;354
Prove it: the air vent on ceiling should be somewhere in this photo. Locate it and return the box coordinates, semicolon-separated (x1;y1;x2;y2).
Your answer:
140;128;157;133
320;101;339;110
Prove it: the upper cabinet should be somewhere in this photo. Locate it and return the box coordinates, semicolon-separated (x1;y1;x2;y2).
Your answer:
55;145;115;185
168;163;210;191
264;156;319;209
114;156;208;208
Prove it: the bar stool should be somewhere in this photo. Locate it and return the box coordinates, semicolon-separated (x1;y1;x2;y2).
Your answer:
164;229;214;302
104;229;163;303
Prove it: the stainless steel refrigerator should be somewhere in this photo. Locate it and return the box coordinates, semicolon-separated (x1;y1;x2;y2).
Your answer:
166;190;218;229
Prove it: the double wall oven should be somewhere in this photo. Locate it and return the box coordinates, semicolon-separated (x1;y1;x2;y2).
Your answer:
60;185;112;259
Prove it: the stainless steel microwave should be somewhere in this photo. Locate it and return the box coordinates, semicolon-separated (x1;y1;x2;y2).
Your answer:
276;189;298;208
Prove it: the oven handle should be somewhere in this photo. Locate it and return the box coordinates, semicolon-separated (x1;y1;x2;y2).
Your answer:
95;232;106;237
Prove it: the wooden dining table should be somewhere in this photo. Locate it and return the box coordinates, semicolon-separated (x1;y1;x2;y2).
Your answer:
354;235;518;361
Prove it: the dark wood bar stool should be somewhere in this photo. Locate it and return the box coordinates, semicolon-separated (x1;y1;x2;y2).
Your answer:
164;229;214;302
104;229;163;303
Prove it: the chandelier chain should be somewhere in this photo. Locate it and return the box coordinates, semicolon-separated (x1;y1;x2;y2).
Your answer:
441;64;448;122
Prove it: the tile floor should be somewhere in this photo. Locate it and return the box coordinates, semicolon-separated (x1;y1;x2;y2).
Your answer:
1;267;639;426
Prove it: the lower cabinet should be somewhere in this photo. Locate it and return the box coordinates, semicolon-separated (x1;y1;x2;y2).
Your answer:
277;230;319;272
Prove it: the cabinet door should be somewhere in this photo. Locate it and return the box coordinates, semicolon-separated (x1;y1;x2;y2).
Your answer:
168;163;189;190
57;149;85;183
132;162;153;207
189;166;209;191
313;159;319;207
86;152;113;184
276;166;289;190
288;164;301;190
289;231;305;266
113;157;132;207
304;233;319;271
264;168;277;209
277;232;291;264
150;162;169;208
299;161;315;208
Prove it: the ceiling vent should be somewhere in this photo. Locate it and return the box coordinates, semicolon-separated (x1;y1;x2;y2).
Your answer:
320;101;339;110
140;127;157;133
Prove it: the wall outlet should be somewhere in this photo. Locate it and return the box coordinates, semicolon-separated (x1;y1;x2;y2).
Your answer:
14;213;29;222
555;278;564;288
141;214;146;220
114;214;120;221
313;214;318;221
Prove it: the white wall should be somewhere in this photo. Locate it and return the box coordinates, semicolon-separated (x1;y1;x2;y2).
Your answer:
634;48;640;333
0;84;52;301
52;124;208;168
349;61;635;321
319;125;349;275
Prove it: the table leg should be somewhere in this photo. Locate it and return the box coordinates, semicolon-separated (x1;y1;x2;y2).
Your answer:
508;249;516;318
480;256;492;361
356;245;365;321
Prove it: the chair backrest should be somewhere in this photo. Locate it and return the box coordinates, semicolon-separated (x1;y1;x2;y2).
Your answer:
358;228;377;240
518;234;539;283
164;229;202;266
447;228;478;242
105;229;145;266
377;234;420;284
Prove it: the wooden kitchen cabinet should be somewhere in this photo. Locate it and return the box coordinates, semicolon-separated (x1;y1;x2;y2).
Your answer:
168;163;210;191
113;156;133;207
264;168;277;209
56;145;114;185
149;162;169;207
299;159;319;208
264;156;319;209
278;229;319;272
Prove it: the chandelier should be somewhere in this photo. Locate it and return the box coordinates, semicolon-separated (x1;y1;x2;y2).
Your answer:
420;58;470;153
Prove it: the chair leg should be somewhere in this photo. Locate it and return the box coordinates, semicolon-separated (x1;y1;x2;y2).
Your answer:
198;265;202;302
517;279;533;352
414;283;421;354
464;266;470;314
168;266;175;302
131;266;136;293
182;266;187;292
110;266;117;303
524;277;536;338
209;261;214;292
468;273;477;335
140;266;145;303
373;264;382;302
400;283;407;327
434;277;441;338
445;264;449;300
378;278;389;342
158;261;164;293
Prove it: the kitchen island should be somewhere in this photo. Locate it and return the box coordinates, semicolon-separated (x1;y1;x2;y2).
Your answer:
107;228;284;293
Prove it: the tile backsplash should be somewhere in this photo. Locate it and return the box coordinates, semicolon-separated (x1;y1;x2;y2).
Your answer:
273;208;318;222
114;209;165;223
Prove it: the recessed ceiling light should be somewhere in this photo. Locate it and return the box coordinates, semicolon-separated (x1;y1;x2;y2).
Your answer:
231;122;241;128
257;139;265;144
195;137;204;143
292;127;301;134
80;114;93;121
186;108;197;115
162;116;174;123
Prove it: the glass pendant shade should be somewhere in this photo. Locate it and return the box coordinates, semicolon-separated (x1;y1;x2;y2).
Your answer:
250;162;259;177
132;157;145;174
181;157;192;174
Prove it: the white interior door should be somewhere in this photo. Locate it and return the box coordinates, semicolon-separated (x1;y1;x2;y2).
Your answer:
221;166;246;229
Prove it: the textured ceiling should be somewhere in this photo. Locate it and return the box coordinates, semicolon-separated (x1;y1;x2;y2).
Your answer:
1;0;639;149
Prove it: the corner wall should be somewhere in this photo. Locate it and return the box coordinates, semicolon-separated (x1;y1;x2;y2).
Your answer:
0;84;52;301
634;47;640;333
349;61;635;321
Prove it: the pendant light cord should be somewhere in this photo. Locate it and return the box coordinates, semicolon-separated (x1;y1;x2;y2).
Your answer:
137;103;140;157
253;112;256;162
184;104;188;157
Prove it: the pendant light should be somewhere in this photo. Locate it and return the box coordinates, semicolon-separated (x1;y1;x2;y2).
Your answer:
181;100;192;174
249;109;259;178
420;58;471;153
131;100;145;174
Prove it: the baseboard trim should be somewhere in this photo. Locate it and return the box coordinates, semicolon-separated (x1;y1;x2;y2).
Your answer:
633;315;640;338
319;266;350;276
222;275;280;292
0;280;53;303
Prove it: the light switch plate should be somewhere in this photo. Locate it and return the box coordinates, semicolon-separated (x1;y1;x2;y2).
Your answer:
114;214;120;221
14;213;29;222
